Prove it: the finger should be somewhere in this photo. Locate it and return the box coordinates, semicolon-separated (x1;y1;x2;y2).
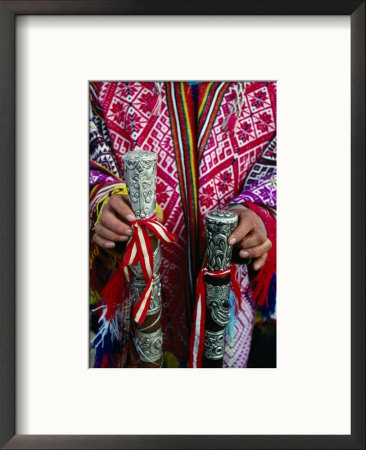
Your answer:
93;232;115;250
240;229;267;249
238;238;272;259
228;214;256;245
109;194;136;222
121;194;131;205
252;253;268;271
100;209;134;237
95;222;130;242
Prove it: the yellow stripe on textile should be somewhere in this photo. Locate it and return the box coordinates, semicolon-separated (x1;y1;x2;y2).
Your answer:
198;82;214;119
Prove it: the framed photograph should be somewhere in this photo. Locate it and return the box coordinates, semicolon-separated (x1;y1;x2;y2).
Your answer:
88;79;278;371
0;1;364;449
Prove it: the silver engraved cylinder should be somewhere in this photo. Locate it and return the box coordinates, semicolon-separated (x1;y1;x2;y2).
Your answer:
204;329;227;360
122;149;163;367
122;149;158;220
203;210;238;365
205;210;238;271
206;284;231;327
135;328;163;364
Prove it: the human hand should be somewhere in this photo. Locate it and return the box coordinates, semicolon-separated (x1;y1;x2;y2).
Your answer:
228;208;272;271
93;194;164;250
93;194;136;250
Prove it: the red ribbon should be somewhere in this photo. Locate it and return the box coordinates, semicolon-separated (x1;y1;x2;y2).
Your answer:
101;215;177;325
189;264;242;368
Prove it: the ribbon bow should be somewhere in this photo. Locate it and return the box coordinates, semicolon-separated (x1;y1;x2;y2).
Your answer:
189;265;242;368
121;214;177;323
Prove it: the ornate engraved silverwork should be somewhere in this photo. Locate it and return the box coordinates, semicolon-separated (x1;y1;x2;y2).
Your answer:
202;210;238;366
206;284;231;326
122;149;163;367
205;210;238;271
133;275;162;316
122;149;158;219
135;328;163;363
203;329;226;360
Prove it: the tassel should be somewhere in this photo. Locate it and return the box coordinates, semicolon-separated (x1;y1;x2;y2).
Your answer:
90;304;120;354
222;81;246;136
251;257;275;308
100;263;128;322
148;94;162;116
93;317;123;368
147;82;163;116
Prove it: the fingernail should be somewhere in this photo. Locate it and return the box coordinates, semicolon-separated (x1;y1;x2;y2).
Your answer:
228;237;236;245
127;214;136;222
105;242;115;249
240;250;249;258
120;236;129;241
125;228;133;236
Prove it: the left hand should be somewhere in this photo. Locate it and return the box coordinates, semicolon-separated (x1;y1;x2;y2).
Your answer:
228;208;272;271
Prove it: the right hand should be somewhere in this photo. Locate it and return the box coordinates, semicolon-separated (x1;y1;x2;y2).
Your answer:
93;194;136;250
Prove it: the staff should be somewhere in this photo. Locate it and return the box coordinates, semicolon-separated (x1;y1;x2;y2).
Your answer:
190;210;239;368
122;149;166;368
203;210;238;367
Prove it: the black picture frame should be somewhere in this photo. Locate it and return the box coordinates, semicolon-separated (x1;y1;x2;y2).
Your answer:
0;1;364;449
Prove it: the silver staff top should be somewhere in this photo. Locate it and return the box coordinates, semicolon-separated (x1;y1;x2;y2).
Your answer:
122;149;158;220
205;210;238;271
